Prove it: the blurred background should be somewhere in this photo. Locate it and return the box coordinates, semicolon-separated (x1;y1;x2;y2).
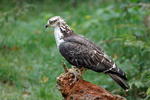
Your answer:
0;0;150;100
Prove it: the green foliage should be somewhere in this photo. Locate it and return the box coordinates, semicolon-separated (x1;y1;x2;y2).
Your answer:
0;0;150;100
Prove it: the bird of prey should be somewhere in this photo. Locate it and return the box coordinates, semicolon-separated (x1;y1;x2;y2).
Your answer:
45;16;129;90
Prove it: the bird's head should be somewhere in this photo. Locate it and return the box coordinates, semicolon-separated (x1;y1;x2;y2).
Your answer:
45;16;65;28
45;16;74;37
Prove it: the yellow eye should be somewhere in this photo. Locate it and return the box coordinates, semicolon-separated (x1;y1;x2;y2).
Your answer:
50;20;56;25
51;21;55;24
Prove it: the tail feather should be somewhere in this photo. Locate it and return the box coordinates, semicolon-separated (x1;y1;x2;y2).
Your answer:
108;73;130;90
106;66;127;80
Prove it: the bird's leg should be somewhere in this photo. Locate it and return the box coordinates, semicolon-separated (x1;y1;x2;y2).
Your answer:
69;66;82;84
69;66;87;85
80;67;87;75
57;64;86;87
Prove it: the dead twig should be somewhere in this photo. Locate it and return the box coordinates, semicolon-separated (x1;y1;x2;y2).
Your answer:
62;62;68;73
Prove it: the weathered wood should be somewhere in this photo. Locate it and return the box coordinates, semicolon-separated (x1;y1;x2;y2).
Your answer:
56;64;126;100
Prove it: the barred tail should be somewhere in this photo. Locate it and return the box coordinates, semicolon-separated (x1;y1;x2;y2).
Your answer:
108;73;130;90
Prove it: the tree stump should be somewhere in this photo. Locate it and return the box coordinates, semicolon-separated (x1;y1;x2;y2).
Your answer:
56;63;126;100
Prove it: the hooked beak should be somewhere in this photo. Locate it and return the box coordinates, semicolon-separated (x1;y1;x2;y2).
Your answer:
45;24;49;28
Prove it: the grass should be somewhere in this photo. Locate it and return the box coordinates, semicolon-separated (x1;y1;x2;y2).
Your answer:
0;0;150;100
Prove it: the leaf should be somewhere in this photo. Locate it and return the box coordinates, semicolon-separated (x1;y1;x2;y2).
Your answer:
113;53;117;60
114;24;132;28
22;91;30;98
82;19;98;29
85;15;91;20
34;30;41;34
134;81;144;88
43;13;53;20
146;88;150;95
40;76;49;83
12;46;19;51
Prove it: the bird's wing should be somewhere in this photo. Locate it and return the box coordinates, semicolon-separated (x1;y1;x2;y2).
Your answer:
59;35;127;80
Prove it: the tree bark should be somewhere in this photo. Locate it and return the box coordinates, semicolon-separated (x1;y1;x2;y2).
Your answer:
56;63;126;100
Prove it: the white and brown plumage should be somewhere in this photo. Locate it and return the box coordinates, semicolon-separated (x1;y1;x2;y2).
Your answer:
45;16;130;90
